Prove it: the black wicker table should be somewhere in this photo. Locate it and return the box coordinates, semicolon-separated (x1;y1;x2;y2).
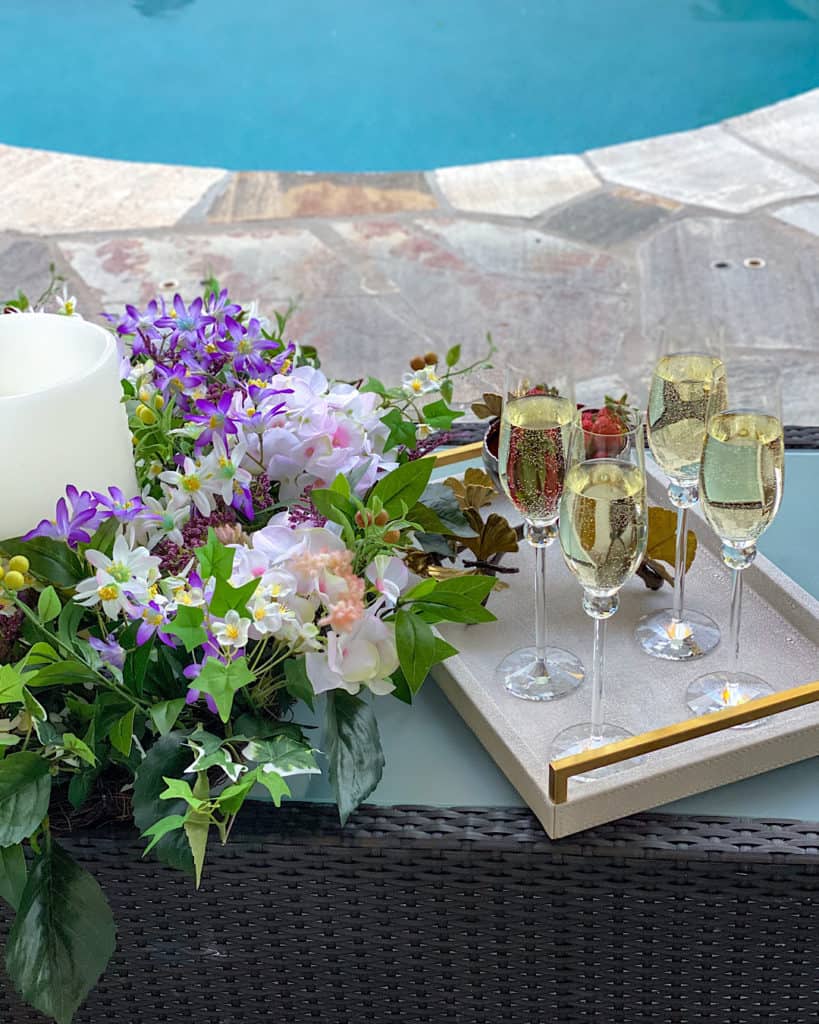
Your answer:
3;444;818;1024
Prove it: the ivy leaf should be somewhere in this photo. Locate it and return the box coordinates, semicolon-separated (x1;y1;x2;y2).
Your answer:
0;843;27;910
394;609;436;692
159;777;207;810
149;699;186;737
140;814;186;856
37;587;61;623
254;770;291;806
646;506;698;571
132;732;194;875
216;773;258;816
164;605;208;653
195;656;255;723
194;527;235;582
379;408;417;452
324;691;384;826
6;841;116;1024
421;398;465;430
186;730;245;783
209;577;259;618
283;658;314;711
108;709;136;758
243;735;320;777
0;752;51;847
369;457;434;518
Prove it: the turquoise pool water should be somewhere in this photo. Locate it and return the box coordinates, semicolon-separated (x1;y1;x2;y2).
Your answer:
1;1;817;171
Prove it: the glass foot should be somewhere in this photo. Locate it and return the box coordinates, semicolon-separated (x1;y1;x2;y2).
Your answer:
686;671;774;728
497;646;584;702
550;722;642;781
635;608;720;661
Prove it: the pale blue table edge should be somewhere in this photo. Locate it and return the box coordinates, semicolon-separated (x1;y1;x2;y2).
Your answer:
294;451;819;822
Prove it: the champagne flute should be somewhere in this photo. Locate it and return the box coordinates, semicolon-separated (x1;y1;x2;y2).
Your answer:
636;334;727;660
686;363;785;717
551;407;648;774
495;365;584;700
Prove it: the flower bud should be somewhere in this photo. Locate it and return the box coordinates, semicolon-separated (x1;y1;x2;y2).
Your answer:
5;570;25;591
374;510;389;526
424;351;439;365
8;556;29;575
136;404;157;426
153;394;165;411
0;566;5;581
355;510;374;528
409;356;425;371
383;529;401;545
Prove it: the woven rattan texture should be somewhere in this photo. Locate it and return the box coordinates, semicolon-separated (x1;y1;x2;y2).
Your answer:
3;805;819;1024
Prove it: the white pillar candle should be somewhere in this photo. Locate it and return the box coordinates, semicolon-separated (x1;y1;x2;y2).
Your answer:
0;313;137;540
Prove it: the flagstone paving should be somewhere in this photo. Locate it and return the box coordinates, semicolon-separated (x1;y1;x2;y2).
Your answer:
0;89;818;422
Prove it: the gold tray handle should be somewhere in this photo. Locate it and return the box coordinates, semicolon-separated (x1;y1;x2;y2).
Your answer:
549;680;819;804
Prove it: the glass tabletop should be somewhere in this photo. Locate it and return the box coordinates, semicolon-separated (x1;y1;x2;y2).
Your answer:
296;451;819;819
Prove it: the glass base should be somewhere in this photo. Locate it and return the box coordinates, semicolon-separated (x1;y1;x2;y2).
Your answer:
550;722;642;780
635;608;721;661
497;646;584;702
686;671;774;728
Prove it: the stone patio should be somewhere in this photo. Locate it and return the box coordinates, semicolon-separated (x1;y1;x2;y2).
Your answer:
1;89;818;422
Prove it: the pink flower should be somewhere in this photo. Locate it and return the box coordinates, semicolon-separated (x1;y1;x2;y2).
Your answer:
306;613;399;696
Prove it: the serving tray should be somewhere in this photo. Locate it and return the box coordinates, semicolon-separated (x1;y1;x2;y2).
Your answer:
431;461;819;838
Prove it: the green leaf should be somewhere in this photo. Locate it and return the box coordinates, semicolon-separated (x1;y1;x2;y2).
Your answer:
254;770;291;806
360;376;387;396
6;840;116;1024
159;776;206;810
22;689;46;724
61;733;97;768
394;609;436;692
164;605;208;653
183;773;211;889
309;488;357;529
421;398;465;430
140;814;186;856
37;587;61;624
0;537;84;587
216;774;257;817
283;658;315;711
83;517;119;559
0;752;51;847
0;735;21;753
108;709;136;757
24;642;60;670
57;603;83;652
0;843;26;910
445;343;461;367
195;528;235;582
149;699;186;737
410;592;496;624
243;735;320;776
209;576;259;618
324;691;384;825
369;457;435;518
389;667;413;705
26;661;98;688
400;578;438;602
433;575;497;603
416;483;473;537
123;632;154;698
433;637;458;663
186;730;245;782
0;664;25;704
132;732;194;875
380;408;417;452
67;770;99;812
329;473;351;499
195;656;255;723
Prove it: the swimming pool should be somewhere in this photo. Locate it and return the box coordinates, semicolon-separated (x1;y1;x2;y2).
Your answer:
1;1;817;172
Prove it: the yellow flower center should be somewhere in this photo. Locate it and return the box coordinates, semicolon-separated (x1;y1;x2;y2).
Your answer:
411;379;423;392
225;624;240;640
253;607;266;621
182;476;201;492
98;584;119;602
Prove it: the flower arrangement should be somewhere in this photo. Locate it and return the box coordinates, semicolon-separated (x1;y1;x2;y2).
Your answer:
0;275;501;1024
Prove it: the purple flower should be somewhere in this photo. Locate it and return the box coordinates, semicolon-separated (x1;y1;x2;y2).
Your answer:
93;486;149;523
231;318;279;376
189;392;238;449
205;288;242;336
230;482;255;520
153;362;206;403
89;634;126;671
156;294;215;348
111;299;168;342
23;485;102;548
269;341;297;375
184;687;219;715
132;600;176;647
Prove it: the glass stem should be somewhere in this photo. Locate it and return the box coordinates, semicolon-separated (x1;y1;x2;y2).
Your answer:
672;505;687;625
589;614;606;745
534;541;548;673
726;568;743;702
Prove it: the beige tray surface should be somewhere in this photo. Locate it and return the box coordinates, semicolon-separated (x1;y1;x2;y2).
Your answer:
432;464;819;838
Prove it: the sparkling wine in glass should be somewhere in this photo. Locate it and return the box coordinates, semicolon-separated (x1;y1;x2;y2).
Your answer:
551;407;648;773
686;365;785;718
495;367;584;701
636;347;726;660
